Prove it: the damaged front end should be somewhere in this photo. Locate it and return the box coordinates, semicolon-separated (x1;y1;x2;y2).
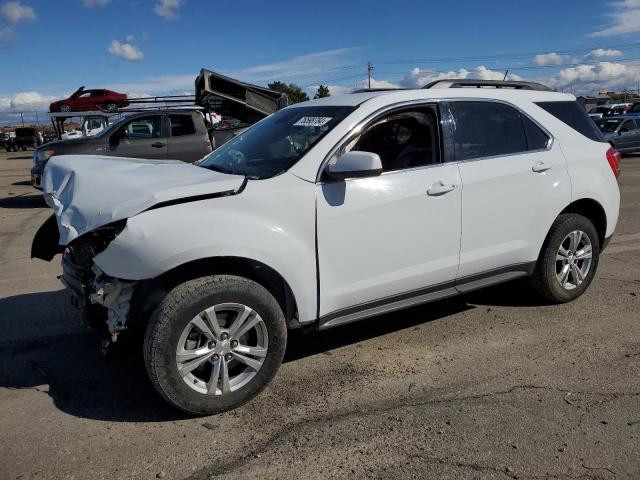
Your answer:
35;216;138;341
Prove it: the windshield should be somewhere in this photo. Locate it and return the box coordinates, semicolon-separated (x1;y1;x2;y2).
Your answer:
198;105;356;179
595;118;622;132
94;114;135;138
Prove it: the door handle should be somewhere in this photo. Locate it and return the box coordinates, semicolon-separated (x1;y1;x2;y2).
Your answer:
151;142;165;148
532;161;552;173
427;181;456;196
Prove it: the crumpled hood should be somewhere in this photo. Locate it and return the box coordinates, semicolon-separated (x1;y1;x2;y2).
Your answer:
43;155;245;245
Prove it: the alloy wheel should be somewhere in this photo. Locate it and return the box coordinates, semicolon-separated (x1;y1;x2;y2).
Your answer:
555;230;593;290
175;303;268;395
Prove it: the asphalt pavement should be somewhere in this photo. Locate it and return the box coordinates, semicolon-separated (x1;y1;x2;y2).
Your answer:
0;149;638;480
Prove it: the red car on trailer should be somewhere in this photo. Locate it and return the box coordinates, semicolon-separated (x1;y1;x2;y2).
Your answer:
49;87;129;113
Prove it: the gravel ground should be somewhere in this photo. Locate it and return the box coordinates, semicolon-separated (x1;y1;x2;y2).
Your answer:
0;149;638;480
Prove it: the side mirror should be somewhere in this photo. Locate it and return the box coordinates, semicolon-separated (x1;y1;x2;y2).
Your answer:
326;151;383;181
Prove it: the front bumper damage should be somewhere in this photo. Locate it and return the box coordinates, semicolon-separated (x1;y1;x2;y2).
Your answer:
61;248;137;339
37;217;141;340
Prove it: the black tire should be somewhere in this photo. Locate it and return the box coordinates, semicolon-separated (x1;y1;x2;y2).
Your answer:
59;104;71;112
105;103;117;112
143;275;287;415
530;213;600;303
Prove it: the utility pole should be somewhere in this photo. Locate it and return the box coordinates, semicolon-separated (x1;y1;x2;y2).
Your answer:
367;61;374;89
20;112;24;127
35;111;39;126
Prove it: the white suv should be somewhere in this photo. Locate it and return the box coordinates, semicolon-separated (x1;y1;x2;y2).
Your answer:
33;81;621;414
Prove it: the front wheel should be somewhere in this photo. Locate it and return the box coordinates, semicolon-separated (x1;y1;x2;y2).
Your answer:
530;213;600;303
143;275;287;415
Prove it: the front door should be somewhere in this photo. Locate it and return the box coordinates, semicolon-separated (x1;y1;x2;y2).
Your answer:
108;115;167;160
316;105;462;320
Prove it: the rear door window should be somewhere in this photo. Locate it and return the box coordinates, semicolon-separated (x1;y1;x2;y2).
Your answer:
449;101;528;160
535;101;604;142
170;115;196;136
522;115;550;150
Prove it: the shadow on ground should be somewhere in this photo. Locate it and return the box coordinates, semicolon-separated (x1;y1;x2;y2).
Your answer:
0;193;46;209
11;180;32;186
5;155;33;160
0;279;544;423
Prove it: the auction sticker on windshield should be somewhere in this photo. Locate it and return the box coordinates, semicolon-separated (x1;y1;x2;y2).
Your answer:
293;117;333;127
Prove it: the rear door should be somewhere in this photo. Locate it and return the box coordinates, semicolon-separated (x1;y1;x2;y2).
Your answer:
449;100;571;283
167;114;212;162
107;114;167;159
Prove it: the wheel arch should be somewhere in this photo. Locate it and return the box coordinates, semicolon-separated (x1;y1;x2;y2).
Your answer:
153;256;301;330
559;198;607;246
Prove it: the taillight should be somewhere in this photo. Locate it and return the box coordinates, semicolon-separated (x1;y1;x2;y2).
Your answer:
606;146;621;179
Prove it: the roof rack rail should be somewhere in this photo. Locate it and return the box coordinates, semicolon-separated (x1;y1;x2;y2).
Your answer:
352;88;406;93
422;79;554;91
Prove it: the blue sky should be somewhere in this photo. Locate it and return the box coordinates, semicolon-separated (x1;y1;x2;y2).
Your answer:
1;0;640;123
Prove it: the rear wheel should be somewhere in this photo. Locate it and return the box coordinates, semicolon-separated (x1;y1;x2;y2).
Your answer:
143;275;287;415
105;103;118;112
530;213;600;303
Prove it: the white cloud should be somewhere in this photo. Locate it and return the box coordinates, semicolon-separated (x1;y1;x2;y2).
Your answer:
82;0;110;7
1;1;35;23
357;78;400;90
590;0;640;36
325;85;353;96
532;52;574;66
583;48;623;59
240;48;358;81
546;61;640;93
154;0;184;20
400;65;521;88
108;39;143;61
0;91;59;113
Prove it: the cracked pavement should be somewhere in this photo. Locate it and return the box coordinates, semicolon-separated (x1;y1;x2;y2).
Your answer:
0;150;638;480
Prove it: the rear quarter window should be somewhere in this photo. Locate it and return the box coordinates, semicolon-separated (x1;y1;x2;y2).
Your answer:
170;115;196;136
535;101;604;142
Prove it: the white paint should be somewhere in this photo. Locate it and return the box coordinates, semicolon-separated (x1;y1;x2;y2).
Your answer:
42;87;620;326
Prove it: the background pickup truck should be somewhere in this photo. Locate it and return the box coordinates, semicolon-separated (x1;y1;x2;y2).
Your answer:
31;109;213;189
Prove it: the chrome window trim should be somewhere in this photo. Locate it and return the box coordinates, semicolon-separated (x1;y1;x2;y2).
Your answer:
315;99;446;184
315;97;556;183
445;98;554;164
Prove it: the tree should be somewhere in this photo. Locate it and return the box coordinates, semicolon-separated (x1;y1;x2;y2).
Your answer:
314;85;330;99
267;81;310;104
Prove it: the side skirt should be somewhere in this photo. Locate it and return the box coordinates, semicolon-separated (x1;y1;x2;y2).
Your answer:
317;262;536;331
